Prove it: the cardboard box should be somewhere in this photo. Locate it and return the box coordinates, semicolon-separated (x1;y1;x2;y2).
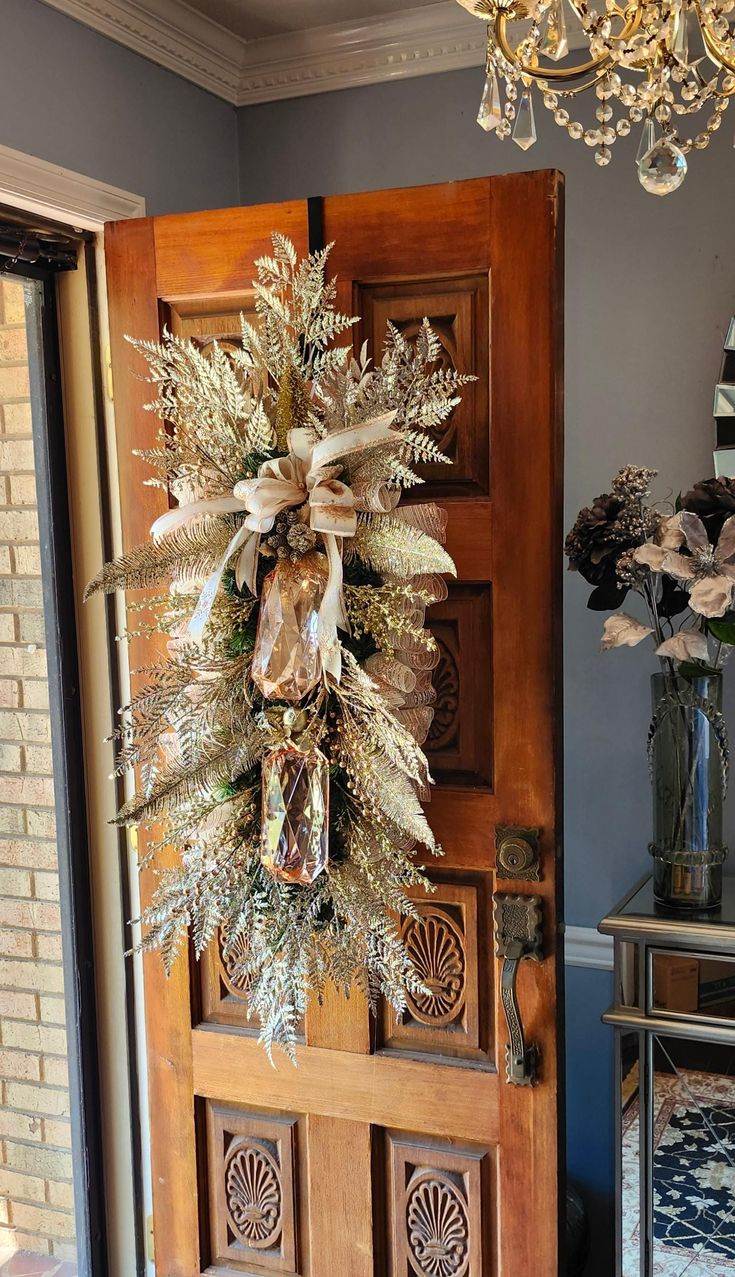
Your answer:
653;955;699;1012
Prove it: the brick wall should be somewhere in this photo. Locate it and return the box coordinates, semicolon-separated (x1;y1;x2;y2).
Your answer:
0;278;76;1264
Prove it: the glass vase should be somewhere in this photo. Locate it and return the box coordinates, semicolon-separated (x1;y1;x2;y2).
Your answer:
649;671;728;910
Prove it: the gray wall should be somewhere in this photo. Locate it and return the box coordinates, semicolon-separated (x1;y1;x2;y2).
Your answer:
1;0;238;214
8;0;730;927
3;5;730;1256
237;73;735;1266
238;70;735;928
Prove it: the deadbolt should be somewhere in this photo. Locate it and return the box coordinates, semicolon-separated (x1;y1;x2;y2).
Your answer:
495;825;541;881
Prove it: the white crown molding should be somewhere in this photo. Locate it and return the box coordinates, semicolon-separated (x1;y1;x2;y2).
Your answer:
236;4;488;106
565;926;614;971
38;1;490;106
39;0;244;101
238;4;588;106
39;0;588;106
0;143;145;229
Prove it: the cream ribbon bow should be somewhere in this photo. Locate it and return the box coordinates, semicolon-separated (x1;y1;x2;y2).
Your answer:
150;412;400;680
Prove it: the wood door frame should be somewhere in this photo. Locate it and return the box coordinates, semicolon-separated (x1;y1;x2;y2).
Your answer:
104;173;564;1276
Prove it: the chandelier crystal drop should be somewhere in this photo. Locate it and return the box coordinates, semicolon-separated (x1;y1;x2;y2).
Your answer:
543;0;570;56
456;0;735;193
260;744;329;886
251;554;326;703
513;87;539;143
638;134;689;189
636;114;658;159
477;68;503;127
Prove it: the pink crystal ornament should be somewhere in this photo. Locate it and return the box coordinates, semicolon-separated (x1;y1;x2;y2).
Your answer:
251;553;327;702
260;744;329;885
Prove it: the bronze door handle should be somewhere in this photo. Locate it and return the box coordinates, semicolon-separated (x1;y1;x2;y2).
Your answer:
493;893;543;1086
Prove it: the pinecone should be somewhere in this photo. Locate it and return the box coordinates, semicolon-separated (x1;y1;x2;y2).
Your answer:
265;510;317;562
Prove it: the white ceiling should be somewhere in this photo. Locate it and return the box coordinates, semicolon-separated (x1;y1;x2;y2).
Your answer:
182;0;444;42
41;0;487;105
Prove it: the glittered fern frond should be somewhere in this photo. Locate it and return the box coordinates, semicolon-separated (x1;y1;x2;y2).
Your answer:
87;232;473;1059
126;330;276;475
84;516;242;598
402;430;452;466
350;513;456;579
116;735;260;826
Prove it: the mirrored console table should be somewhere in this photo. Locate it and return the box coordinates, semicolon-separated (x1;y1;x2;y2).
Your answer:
600;876;735;1277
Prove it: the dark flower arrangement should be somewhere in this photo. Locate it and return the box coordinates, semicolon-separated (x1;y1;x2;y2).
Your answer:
567;469;735;907
566;469;735;662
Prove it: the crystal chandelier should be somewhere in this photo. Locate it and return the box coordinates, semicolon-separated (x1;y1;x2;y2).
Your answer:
457;0;735;193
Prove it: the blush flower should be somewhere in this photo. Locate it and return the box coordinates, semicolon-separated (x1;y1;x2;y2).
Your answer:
634;512;735;617
600;613;654;650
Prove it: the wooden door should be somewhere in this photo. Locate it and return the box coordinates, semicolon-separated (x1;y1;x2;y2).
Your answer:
104;172;564;1277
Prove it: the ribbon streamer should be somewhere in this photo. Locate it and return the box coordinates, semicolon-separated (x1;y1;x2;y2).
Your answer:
150;412;401;673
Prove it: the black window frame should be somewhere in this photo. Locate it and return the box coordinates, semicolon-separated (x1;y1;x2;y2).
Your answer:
2;252;109;1275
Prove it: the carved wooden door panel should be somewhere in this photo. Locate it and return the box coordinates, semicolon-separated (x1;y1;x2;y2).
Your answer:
104;172;564;1277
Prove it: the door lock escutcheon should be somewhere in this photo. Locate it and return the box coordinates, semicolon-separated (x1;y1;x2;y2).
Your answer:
495;825;541;881
493;893;543;1086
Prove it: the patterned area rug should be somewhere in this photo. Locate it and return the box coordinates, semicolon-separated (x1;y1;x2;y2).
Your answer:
622;1064;735;1276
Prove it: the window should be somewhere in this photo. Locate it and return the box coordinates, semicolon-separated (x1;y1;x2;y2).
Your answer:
0;235;107;1275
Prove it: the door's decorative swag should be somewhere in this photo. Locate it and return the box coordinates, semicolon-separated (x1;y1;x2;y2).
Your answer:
86;234;473;1057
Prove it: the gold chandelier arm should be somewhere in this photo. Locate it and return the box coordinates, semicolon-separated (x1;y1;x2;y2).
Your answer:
700;17;735;78
555;71;613;96
494;4;643;83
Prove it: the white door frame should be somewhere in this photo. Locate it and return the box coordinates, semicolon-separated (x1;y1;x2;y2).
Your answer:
0;144;150;1277
0;142;145;228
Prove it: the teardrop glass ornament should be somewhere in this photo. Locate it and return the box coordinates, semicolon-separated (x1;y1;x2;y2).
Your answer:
261;744;329;885
512;90;537;150
637;137;688;195
477;72;502;132
251;553;327;702
542;0;569;61
636;116;657;163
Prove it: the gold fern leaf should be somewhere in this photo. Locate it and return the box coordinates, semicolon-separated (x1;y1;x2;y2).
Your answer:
351;513;456;579
84;516;242;599
115;736;259;826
